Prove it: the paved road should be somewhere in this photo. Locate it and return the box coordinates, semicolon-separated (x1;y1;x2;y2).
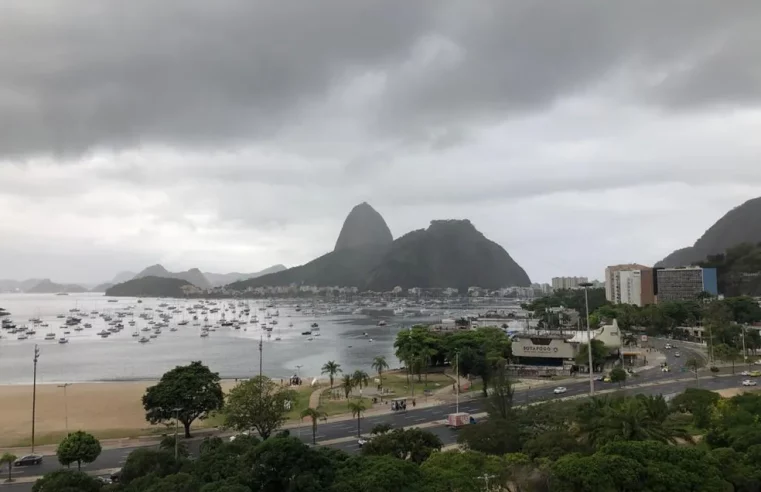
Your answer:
2;338;728;490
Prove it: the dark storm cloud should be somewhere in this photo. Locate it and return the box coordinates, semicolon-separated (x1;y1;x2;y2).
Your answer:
0;1;759;159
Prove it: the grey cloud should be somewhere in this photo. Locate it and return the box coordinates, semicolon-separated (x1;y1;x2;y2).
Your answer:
1;1;759;160
0;0;436;159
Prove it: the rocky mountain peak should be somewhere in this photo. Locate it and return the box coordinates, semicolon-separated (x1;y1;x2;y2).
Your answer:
334;202;393;252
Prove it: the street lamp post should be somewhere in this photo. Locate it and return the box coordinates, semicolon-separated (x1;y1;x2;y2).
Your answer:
579;282;595;396
57;383;72;435
455;350;460;414
31;345;40;453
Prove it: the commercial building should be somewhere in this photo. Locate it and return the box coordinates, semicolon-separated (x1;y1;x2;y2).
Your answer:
655;266;718;302
510;320;622;369
551;276;588;290
605;264;654;307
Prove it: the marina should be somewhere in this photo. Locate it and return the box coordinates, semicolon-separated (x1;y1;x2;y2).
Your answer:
0;293;463;384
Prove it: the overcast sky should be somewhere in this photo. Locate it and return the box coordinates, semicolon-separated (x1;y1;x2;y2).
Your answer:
1;1;761;285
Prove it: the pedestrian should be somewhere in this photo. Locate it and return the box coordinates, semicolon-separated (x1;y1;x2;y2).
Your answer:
412;399;416;408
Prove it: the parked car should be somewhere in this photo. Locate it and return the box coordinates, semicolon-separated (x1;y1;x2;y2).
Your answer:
14;455;43;466
741;370;751;376
743;379;757;387
750;371;761;377
674;352;681;357
553;387;567;395
358;437;369;447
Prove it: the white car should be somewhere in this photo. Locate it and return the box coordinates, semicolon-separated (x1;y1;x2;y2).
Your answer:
743;379;757;387
358;437;369;447
674;352;681;357
553;387;567;395
741;371;751;377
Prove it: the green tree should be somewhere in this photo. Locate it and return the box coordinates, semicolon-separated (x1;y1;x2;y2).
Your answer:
143;472;201;492
715;343;741;374
371;356;389;390
575;339;608;372
371;423;393;435
332;455;424;492
31;469;103;492
321;361;342;388
159;435;189;458
300;407;327;445
609;366;627;387
670;388;720;429
223;376;296;440
352;370;370;391
361;428;442;464
341;374;354;399
56;431;102;471
458;418;522;455
485;361;515;420
421;450;505;492
245;436;340;492
143;361;224;438
119;448;182;485
348;400;366;438
0;453;16;483
685;356;705;382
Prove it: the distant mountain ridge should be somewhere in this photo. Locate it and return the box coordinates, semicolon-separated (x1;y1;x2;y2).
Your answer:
106;276;200;297
658;196;761;267
0;278;45;292
203;265;287;287
133;265;211;289
228;203;531;291
26;279;88;294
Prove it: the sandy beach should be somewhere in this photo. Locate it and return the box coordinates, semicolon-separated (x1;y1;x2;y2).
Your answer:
0;380;239;447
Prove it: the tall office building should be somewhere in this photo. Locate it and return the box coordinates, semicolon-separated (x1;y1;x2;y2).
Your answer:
655;266;718;302
605;264;654;306
551;277;588;290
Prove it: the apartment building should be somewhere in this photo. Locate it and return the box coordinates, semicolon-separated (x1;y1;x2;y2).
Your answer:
605;264;654;307
655;266;718;302
551;276;588;290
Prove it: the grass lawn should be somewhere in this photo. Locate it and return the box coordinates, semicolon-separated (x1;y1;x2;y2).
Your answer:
317;395;372;417
379;371;452;398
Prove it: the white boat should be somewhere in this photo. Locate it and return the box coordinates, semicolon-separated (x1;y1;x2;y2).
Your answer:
200;331;209;338
58;337;69;344
44;333;56;340
138;337;150;343
132;331;140;337
17;333;28;340
307;337;314;341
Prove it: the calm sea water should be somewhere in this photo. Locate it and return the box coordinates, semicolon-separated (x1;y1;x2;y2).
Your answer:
0;294;418;384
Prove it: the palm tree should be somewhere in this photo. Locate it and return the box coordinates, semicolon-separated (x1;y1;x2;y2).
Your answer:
321;361;342;388
300;407;327;445
348;400;367;438
371;356;389;389
0;453;16;483
352;370;370;391
341;374;354;399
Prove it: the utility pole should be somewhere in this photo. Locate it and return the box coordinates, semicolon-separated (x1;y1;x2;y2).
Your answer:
57;383;72;435
32;345;40;453
579;282;595;396
742;325;749;370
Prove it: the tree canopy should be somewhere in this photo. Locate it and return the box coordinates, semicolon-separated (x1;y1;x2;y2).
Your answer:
56;431;102;470
223;376;296;440
143;361;224;438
